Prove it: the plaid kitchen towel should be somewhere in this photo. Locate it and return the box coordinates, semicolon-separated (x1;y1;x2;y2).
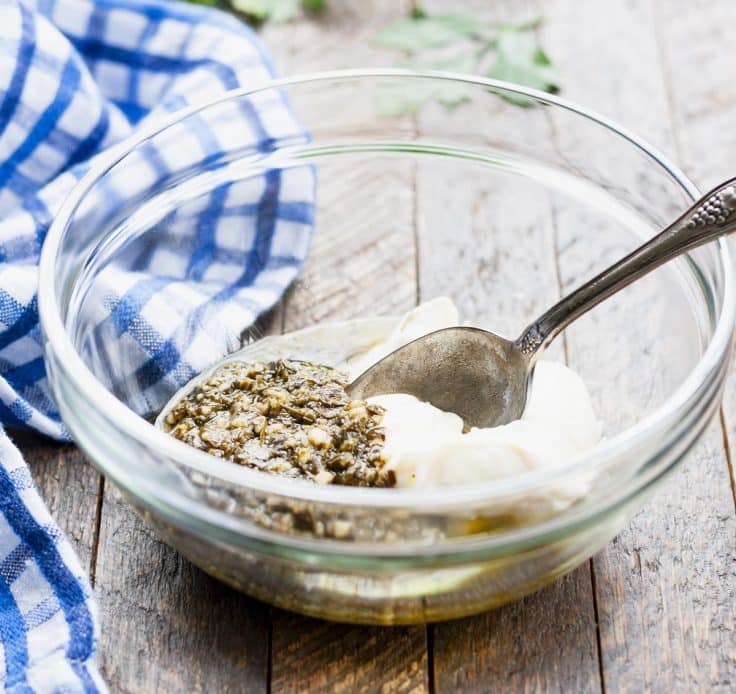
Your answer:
0;0;314;690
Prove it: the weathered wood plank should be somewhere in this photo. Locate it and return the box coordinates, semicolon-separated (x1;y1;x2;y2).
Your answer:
258;0;406;75
417;0;600;691
433;572;601;693
263;3;430;690
652;0;736;191
653;0;736;691
94;484;271;693
278;155;418;327
271;611;427;694
264;0;418;326
541;1;736;691
590;423;736;692
266;153;430;688
12;431;101;573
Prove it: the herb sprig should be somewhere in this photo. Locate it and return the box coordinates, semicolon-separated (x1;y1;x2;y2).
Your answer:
184;1;560;112
374;10;559;114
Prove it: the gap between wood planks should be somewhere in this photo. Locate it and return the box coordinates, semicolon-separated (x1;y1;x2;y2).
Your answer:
88;475;105;588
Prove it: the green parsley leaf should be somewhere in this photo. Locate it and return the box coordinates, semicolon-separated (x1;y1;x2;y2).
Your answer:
486;29;559;105
377;52;477;116
302;0;326;11
406;50;478;74
376;80;433;117
375;14;485;51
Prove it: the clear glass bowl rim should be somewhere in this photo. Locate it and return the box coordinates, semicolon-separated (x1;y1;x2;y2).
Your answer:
38;68;735;517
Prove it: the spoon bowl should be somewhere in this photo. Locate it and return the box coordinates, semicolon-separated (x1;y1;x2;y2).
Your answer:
348;327;529;429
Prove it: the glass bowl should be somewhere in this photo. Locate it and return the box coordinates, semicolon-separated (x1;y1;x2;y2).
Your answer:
38;70;735;624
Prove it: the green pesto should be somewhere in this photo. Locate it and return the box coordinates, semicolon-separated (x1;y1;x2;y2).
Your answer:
164;359;395;487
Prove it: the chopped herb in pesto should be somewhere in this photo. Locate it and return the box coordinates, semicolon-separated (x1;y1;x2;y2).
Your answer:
164;359;395;487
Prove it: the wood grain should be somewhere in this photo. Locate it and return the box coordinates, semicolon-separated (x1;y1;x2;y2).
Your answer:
259;0;408;74
271;612;427;694
267;155;430;693
541;0;736;691
280;156;418;328
418;1;601;691
652;0;736;191
433;571;600;693
263;4;429;691
653;0;736;690
94;484;270;693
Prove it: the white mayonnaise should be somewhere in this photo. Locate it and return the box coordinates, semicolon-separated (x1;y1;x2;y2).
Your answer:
343;299;601;489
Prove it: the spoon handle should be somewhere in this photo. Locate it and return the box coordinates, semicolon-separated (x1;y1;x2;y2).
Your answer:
516;178;736;359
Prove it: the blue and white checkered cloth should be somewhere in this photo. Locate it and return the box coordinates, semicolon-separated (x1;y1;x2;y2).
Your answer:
0;0;314;690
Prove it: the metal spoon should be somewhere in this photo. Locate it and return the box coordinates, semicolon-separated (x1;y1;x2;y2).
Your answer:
348;178;736;429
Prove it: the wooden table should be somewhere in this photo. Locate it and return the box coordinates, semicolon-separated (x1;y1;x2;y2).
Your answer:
15;1;736;691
